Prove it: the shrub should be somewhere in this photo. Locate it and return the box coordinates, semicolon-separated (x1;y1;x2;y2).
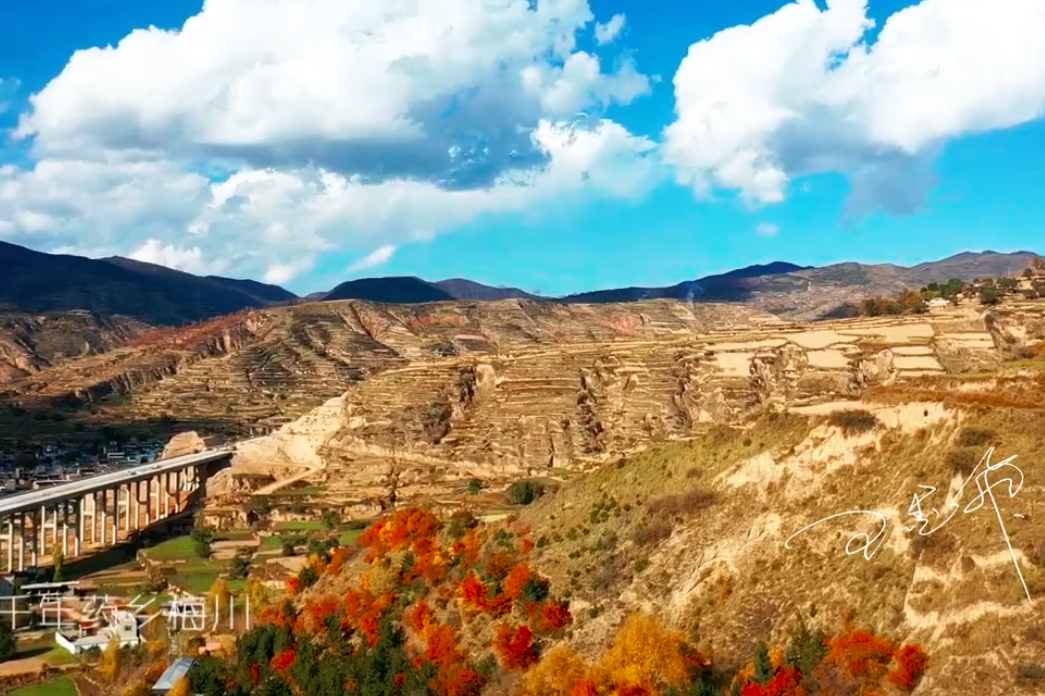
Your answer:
506;480;546;506
467;478;485;495
646;489;716;518
946;448;979;476
298;565;319;590
228;555;252;580
190;528;215;558
321;509;341;530
956;427;996;448
448;510;479;538
979;287;1002;305
631;520;673;545
827;409;879;435
1016;663;1045;686
0;620;14;661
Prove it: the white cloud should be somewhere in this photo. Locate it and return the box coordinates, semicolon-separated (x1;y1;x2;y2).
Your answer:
264;258;314;285
16;0;650;185
0;120;660;284
129;239;209;273
594;13;626;45
754;222;779;237
0;0;659;283
347;244;397;273
664;0;1045;214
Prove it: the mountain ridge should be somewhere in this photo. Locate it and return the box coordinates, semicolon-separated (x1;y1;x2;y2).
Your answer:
2;240;1042;325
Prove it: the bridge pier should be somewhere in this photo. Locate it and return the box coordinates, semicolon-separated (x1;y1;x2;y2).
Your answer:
0;449;228;574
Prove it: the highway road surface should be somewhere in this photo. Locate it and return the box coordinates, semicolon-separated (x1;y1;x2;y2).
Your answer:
0;447;234;518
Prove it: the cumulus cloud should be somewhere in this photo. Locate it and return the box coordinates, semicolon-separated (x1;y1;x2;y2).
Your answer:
754;222;779;237
15;0;651;188
0;120;660;283
347;245;397;273
0;0;660;283
663;0;1045;214
595;13;626;45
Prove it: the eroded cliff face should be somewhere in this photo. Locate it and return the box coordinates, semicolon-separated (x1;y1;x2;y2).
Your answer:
984;303;1045;357
234;304;1042;504
0;310;151;383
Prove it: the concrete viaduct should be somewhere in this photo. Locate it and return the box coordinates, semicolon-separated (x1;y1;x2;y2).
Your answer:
0;446;236;573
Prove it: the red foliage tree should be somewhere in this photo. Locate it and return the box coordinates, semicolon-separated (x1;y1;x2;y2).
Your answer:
451;528;483;568
460;572;489;612
423;622;460;668
406;600;434;633
327;547;353;575
502;563;531;602
537;601;572;632
494;623;539;670
813;628;895;696
741;666;809;696
887;644;929;692
286;577;300;596
303;596;340;633
271;647;297;673
571;680;599;696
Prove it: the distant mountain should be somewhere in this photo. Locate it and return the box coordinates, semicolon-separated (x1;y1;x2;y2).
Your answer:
324;277;455;303
561;261;811;304
319;277;536;304
202;276;298;305
557;253;1042;319
0;241;297;326
5;240;1041;329
103;256;299;306
433;279;537;301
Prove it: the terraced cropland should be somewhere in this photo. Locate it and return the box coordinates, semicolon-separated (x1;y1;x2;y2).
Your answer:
219;299;1045;509
1;298;785;429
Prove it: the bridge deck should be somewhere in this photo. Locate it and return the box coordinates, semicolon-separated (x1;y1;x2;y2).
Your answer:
0;449;232;518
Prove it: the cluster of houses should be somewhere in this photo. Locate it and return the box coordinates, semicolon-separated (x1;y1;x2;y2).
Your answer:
0;440;166;497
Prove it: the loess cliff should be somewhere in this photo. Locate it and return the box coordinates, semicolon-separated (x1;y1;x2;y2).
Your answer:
225;300;1045;508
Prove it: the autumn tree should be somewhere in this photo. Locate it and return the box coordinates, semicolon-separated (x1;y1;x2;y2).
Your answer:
51;543;64;582
524;644;592;696
812;628;895;696
246;577;269;611
207;577;232;627
99;635;124;683
592;613;703;694
887;644;929;693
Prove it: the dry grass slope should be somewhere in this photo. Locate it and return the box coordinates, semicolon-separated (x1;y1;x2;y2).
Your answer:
517;399;1045;696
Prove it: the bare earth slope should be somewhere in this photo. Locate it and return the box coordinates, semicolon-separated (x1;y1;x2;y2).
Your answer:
0;309;151;382
223;300;1045;509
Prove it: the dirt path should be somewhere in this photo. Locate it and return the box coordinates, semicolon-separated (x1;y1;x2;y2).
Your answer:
253;463;324;496
0;657;48;679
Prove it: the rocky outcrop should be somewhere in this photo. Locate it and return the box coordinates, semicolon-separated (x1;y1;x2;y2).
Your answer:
984;304;1045;357
162;431;209;458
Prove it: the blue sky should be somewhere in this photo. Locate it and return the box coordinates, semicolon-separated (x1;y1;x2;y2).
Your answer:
2;0;1045;296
